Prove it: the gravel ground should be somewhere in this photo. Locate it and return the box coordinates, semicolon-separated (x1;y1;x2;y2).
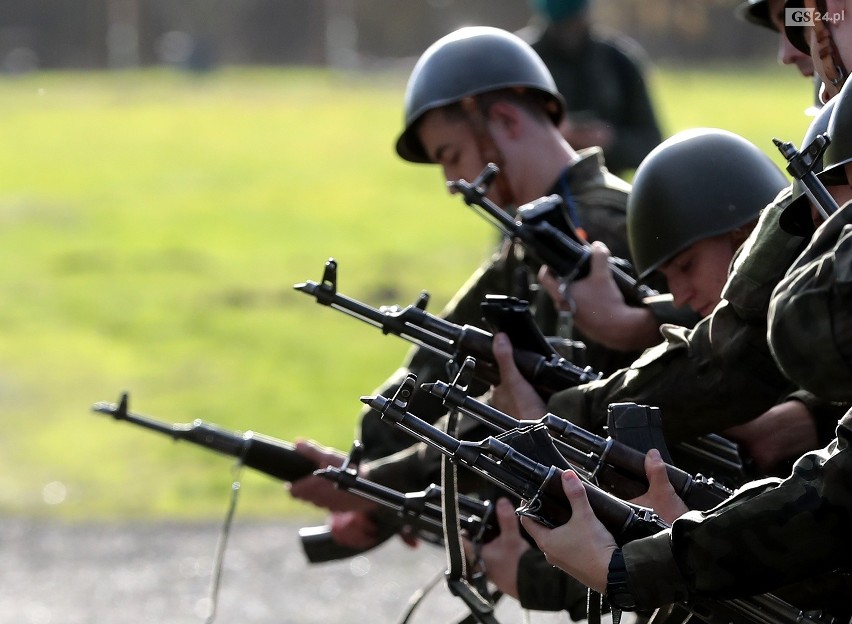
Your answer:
0;517;593;624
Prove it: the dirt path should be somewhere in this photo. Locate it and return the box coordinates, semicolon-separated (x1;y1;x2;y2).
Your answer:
0;518;579;624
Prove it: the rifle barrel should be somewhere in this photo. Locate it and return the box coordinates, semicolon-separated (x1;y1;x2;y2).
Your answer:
91;394;317;482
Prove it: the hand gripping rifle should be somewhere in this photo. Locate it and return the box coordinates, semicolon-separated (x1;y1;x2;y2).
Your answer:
448;164;657;307
773;133;840;221
91;393;382;563
421;358;733;511
362;373;664;541
313;440;498;548
294;258;600;397
364;376;837;624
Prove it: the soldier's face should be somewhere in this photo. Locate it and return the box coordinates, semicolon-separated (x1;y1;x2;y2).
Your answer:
417;109;508;205
659;234;737;318
806;0;852;101
768;0;814;77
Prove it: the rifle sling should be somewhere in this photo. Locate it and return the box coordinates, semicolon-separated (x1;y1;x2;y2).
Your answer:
441;407;501;624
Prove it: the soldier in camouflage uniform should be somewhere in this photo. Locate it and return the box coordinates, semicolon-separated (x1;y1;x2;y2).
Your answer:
530;127;783;361
289;26;644;614
498;100;846;471
290;23;635;493
497;116;845;472
519;79;852;616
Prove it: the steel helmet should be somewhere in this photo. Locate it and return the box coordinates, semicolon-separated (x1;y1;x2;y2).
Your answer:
735;0;776;32
819;78;852;184
628;128;789;279
395;26;565;163
779;98;837;235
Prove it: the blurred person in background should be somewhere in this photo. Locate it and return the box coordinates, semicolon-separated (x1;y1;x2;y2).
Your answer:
518;0;663;176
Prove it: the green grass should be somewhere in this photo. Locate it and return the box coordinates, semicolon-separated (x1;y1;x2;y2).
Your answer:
0;64;813;520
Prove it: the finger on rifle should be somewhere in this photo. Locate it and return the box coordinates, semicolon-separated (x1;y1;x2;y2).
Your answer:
294;439;344;469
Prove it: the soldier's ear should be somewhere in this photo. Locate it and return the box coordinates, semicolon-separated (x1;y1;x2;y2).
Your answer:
485;101;524;139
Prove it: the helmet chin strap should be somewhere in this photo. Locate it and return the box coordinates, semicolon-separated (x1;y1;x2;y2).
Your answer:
807;0;848;99
460;95;518;211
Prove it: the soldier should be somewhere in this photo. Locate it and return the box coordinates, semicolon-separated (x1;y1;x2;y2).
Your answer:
288;26;645;614
784;0;852;101
519;80;852;615
492;117;844;475
468;127;787;607
737;0;816;79
527;127;783;357
518;0;663;175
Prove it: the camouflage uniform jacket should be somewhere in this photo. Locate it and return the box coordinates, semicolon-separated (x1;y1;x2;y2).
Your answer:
545;188;845;445
360;147;635;466
622;410;852;609
358;150;633;615
622;200;852;612
769;200;852;403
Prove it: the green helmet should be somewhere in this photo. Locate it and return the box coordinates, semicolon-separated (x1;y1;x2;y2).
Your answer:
735;0;776;32
628;128;789;279
395;26;565;163
818;79;852;185
779;98;836;235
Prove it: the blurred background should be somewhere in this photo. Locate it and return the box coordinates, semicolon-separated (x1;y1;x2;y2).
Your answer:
0;0;776;72
0;1;819;622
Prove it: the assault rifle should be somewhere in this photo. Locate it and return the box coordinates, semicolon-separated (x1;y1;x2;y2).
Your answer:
91;393;380;563
294;258;600;397
362;374;663;540
448;164;656;307
774;133;840;221
311;441;498;550
363;376;836;624
422;359;733;511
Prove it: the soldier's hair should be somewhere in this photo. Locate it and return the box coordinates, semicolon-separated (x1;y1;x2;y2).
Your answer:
437;87;555;126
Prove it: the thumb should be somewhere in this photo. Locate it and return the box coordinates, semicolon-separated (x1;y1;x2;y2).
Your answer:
644;448;670;490
560;469;595;522
492;333;521;379
588;241;612;274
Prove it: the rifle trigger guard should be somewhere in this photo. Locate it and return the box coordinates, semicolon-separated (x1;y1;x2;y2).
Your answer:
514;467;556;529
515;496;549;528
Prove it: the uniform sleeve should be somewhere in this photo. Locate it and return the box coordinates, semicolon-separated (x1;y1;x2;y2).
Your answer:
622;412;852;608
516;548;589;616
546;194;808;443
769;204;852;404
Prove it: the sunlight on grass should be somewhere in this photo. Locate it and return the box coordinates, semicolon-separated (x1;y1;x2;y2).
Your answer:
0;64;815;519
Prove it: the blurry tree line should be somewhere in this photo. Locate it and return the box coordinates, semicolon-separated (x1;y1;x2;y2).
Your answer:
0;0;774;73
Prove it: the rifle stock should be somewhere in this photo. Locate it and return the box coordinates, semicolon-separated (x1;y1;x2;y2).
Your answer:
294;258;599;397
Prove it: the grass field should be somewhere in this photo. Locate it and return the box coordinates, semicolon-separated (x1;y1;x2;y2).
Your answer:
0;63;814;521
